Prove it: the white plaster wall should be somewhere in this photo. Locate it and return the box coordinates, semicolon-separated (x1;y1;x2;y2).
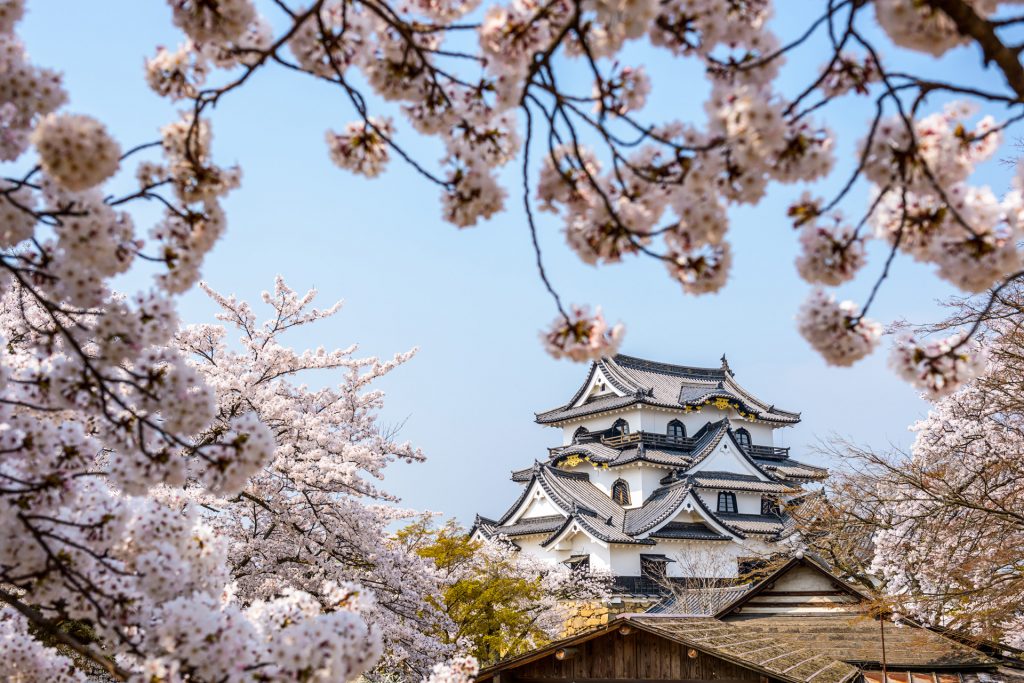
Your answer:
556;406;784;446
609;546;642;576
638;409;727;436
515;529;781;580
513;538;561;566
640;409;774;441
538;532;613;572
695;489;762;515
519;495;561;519
559;461;671;507
594;466;669;506
688;441;764;477
559;409;641;444
635;466;669;504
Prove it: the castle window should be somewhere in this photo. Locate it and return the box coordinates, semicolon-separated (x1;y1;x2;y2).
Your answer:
611;479;631;506
666;419;686;439
612;418;630;435
717;491;737;514
734;428;752;449
564;554;590;573
573;426;589;443
761;496;781;516
640;554;671;582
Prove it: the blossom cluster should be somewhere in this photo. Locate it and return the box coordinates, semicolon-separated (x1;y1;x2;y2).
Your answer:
542;305;625;362
0;3;403;679
138;0;1021;400
177;278;456;679
796;289;882;367
889;333;987;398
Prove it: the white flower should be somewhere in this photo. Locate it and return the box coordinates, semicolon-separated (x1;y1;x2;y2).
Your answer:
890;332;987;398
929;186;1022;293
818;51;879;98
0;180;35;247
665;241;731;295
167;0;256;45
325;118;393;178
796;216;866;286
31;113;121;191
443;164;506;228
542;305;624;362
201;412;275;495
797;289;882;366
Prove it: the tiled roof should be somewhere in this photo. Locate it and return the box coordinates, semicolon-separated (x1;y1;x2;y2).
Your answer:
487;459;797;546
631;617;859;683
728;616;996;668
549;442;621;463
536;355;801;425
712;511;787;535
510;467;533;482
753;457;828;481
495;473;536;525
607;444;692;468
648;521;731;541
536;466;646;545
541;420;811;488
648;584;753;614
536;392;639;423
492;514;565;537
623;479;694;535
691;471;798;494
469;514;498;539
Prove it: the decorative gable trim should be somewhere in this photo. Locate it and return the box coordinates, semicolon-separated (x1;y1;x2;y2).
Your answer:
714;555;871;618
640;490;740;540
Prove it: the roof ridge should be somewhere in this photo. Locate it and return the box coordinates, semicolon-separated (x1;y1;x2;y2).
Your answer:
614;353;727;379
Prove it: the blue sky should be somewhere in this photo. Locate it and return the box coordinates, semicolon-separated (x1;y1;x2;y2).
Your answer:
17;2;1016;523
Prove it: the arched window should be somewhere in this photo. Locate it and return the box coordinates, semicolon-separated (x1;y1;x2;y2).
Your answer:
734;428;752;449
717;491;737;514
666;419;686;439
611;479;631;506
573;426;589;443
612;418;630;435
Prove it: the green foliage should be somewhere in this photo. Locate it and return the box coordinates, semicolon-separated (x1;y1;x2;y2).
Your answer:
396;519;554;665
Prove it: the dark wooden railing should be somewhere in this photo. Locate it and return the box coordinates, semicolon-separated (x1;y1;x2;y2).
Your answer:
600;432;695;449
595;431;790;458
746;443;790;459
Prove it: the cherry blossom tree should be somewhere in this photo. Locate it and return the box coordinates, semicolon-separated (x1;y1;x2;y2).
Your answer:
0;2;389;677
139;0;1024;392
177;278;456;680
3;0;1024;677
794;285;1024;648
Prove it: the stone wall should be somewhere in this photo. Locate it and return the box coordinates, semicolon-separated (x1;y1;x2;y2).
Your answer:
561;598;654;636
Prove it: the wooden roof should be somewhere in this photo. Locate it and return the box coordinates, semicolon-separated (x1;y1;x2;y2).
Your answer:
715;556;870;618
477;616;861;683
633;616;860;683
725;615;997;670
535;355;801;425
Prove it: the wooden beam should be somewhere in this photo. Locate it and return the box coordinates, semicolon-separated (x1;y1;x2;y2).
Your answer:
759;590;850;597
741;600;848;608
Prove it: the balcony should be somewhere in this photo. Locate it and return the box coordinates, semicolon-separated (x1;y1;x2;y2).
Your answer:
595;430;790;459
746;443;790;459
600;431;695;449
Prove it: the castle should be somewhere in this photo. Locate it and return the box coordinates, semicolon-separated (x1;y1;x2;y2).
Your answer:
471;354;826;598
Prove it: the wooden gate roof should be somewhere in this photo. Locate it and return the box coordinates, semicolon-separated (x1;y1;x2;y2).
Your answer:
477;616;861;683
